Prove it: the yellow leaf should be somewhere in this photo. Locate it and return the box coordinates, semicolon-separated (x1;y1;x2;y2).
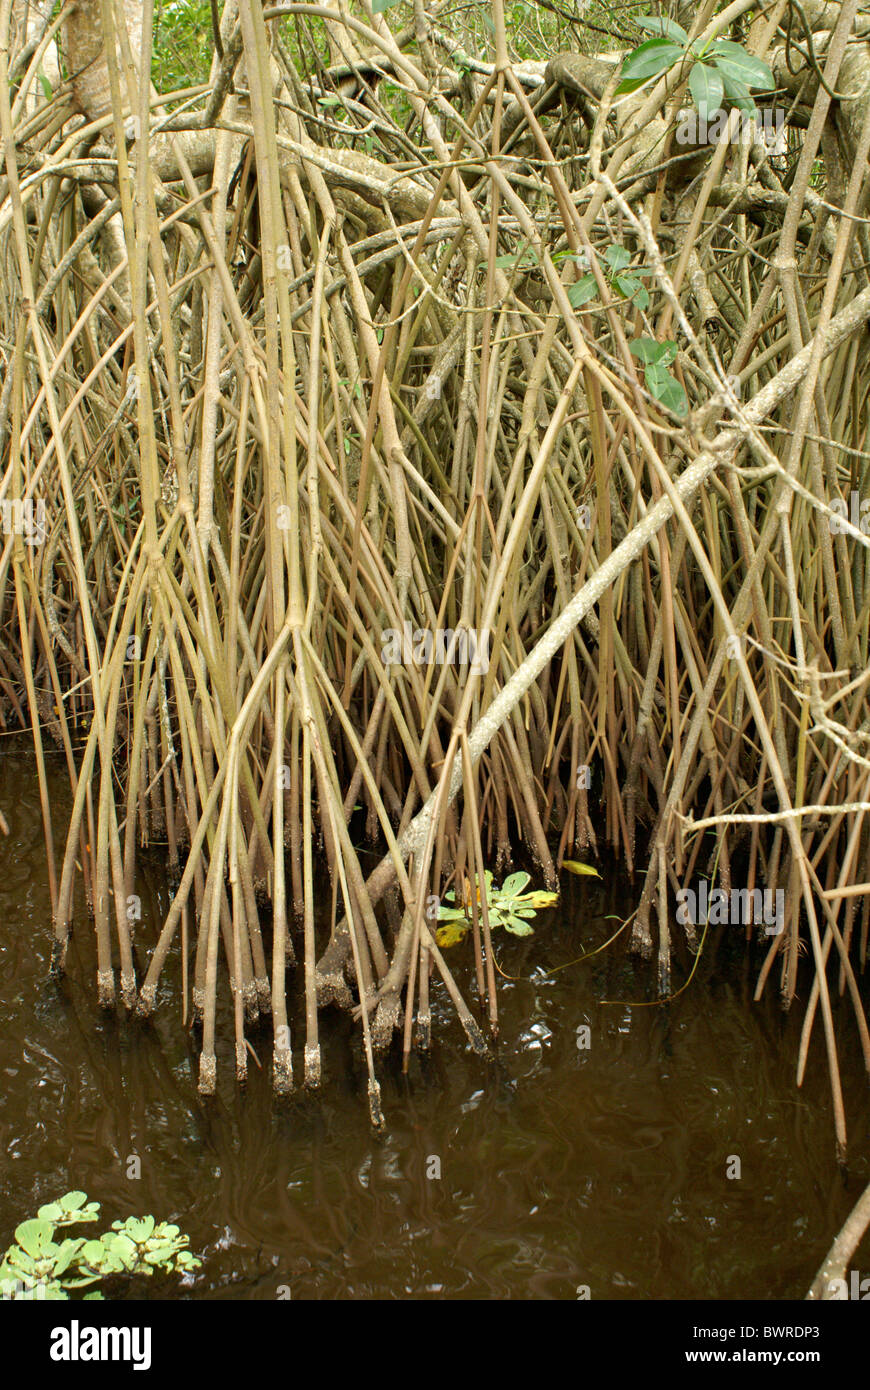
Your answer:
522;890;558;908
436;920;470;948
562;860;601;879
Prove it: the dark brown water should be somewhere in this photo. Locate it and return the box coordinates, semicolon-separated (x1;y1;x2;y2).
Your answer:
2;745;869;1300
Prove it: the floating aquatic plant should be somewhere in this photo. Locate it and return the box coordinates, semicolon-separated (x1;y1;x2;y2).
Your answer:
0;1192;201;1300
436;871;558;948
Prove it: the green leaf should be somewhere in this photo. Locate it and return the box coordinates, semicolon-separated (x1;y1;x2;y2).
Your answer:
36;1203;65;1223
4;1245;35;1271
47;1192;99;1226
629;337;677;367
80;1240;107;1266
616;39;686;93
567;274;598;307
14;1220;54;1259
629;336;665;365
710;41;774;91
562;859;602;878
635;16;688;44
613;274;649;310
689;62;724;123
122;1216;155;1243
500;871;532;897
712;57;763;103
603;244;631;274
51;1239;85;1278
504;916;535;936
38;68;52;100
61;1193;90;1211
645;363;688;417
494;249;537;271
372;0;402;10
717;69;757;117
59;1271;102;1288
92;1232;139;1272
143;1249;174;1267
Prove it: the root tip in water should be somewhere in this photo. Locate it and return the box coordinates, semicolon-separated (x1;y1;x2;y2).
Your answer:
464;1017;490;1056
120;972;137;1011
97;969;115;1009
368;1079;385;1130
49;937;67;977
235;1042;248;1084
273;1048;294;1095
255;977;272;1014
415;1010;431;1051
303;1043;321;1088
136;982;157;1018
198;1051;217;1095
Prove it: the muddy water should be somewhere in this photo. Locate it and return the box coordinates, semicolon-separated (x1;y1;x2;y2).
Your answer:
1;745;869;1300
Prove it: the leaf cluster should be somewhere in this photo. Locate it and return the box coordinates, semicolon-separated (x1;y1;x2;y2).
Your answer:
436;869;558;946
0;1192;201;1301
618;17;775;121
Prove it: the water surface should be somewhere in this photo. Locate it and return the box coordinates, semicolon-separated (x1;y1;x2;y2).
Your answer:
1;746;868;1299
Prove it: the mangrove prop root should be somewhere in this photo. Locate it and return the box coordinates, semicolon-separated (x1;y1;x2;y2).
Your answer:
1;0;869;1144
